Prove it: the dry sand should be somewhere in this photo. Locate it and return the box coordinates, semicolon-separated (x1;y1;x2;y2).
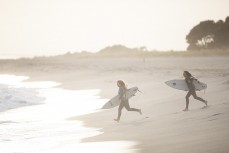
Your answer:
1;56;229;153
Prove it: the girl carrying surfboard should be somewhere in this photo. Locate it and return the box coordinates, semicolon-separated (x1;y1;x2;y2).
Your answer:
183;71;208;111
114;80;142;122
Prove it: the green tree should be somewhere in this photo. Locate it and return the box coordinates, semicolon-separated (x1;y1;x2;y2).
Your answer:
186;16;229;50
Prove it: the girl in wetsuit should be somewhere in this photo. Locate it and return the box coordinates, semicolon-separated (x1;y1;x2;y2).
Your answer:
114;80;142;122
183;71;207;111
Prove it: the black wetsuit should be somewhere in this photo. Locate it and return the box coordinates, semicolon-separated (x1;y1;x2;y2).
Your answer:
116;87;140;120
185;76;206;108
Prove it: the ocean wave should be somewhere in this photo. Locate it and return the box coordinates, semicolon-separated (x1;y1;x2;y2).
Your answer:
0;84;45;112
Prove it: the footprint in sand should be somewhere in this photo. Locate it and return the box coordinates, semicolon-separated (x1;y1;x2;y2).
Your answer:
201;105;210;109
206;113;221;118
211;113;221;117
206;113;222;121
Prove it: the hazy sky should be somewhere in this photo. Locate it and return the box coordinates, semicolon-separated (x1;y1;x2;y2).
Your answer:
0;0;229;58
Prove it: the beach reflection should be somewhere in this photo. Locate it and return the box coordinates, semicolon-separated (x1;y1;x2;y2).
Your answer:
0;75;137;153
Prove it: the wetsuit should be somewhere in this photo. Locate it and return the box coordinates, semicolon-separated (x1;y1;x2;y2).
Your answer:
185;76;206;108
116;86;140;120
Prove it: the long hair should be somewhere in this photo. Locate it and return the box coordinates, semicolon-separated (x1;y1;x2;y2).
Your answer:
117;80;128;90
184;71;192;77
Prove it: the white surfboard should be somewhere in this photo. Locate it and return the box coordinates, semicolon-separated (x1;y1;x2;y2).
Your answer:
101;86;139;109
165;79;207;91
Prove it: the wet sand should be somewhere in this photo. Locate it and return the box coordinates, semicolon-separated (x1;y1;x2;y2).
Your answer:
1;56;229;153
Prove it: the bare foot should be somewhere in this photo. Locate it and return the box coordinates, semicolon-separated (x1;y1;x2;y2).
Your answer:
183;108;189;111
205;100;208;106
139;109;142;115
114;119;119;122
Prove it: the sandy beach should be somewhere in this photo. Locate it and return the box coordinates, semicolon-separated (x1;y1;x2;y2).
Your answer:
1;55;229;153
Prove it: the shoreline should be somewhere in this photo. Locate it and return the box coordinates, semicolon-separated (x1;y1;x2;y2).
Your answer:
0;74;140;153
1;56;229;153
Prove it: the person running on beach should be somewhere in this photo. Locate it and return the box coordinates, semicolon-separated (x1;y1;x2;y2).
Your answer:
183;71;207;111
114;80;142;122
